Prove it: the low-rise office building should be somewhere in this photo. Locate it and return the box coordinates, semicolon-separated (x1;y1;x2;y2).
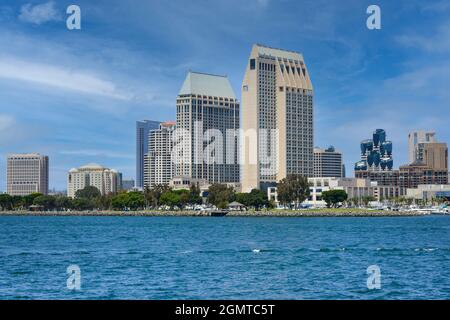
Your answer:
406;184;450;201
355;161;447;194
268;177;384;207
305;177;379;207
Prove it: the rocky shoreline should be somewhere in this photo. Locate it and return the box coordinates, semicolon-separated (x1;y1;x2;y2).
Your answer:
0;209;431;217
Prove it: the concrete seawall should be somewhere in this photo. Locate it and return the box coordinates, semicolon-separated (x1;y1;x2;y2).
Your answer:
0;210;430;217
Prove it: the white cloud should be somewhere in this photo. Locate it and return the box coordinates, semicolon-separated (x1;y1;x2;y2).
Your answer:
18;1;61;25
0;114;14;132
421;1;450;12
0;56;132;100
0;114;18;145
396;22;450;53
59;149;133;159
256;0;270;7
383;65;450;100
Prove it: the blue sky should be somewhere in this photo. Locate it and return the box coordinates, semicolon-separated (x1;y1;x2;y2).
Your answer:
0;0;450;191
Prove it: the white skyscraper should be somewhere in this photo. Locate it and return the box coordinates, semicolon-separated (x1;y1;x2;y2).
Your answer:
136;120;161;189
144;121;176;187
175;71;240;184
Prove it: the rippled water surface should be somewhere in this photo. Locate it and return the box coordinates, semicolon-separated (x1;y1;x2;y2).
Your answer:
0;215;449;299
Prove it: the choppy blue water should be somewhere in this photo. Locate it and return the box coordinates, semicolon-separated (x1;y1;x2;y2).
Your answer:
0;215;449;300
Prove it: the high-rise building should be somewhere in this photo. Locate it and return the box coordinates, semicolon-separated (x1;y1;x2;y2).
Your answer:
136;120;161;189
121;179;135;191
408;130;436;164
241;44;314;192
354;129;393;172
7;153;49;196
175;71;240;184
417;142;448;171
67;163;120;198
144;121;176;188
116;171;123;191
354;130;448;198
313;146;343;178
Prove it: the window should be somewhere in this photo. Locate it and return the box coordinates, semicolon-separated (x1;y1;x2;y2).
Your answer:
250;59;256;70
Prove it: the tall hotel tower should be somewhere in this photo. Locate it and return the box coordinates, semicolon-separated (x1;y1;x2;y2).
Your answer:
175;71;240;184
241;44;314;192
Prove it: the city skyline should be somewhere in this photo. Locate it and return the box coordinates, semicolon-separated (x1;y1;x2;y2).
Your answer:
1;0;450;191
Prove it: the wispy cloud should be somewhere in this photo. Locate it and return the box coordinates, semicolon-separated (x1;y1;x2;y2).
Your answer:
59;149;134;159
0;56;132;100
0;114;21;145
421;0;450;12
396;22;450;53
0;114;14;132
18;1;61;25
256;0;270;7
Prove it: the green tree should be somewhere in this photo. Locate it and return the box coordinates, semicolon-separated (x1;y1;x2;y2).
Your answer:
178;190;191;208
144;184;170;208
277;174;310;209
111;192;145;210
22;193;43;208
236;189;269;210
159;191;178;208
111;193;129;210
189;183;203;205
75;186;101;200
361;196;376;206
249;189;269;210
207;184;235;209
0;194;13;211
11;196;24;209
55;196;73;211
321;190;348;208
127;192;145;210
95;193;113;210
72;198;94;211
33;195;56;210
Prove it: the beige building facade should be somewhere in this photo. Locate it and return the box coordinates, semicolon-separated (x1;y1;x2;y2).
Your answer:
7;153;49;196
241;44;314;192
408;130;436;164
419;142;448;171
67;163;119;198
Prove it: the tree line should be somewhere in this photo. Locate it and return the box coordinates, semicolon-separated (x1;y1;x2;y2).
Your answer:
3;174;433;212
0;181;274;211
